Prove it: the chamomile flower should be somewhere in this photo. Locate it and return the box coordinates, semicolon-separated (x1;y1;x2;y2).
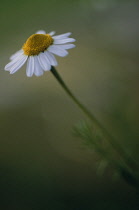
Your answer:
5;30;75;77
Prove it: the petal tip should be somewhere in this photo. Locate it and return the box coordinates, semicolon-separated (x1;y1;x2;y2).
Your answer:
36;30;46;34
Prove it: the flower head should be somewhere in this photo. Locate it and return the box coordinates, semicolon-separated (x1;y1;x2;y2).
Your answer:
5;30;75;77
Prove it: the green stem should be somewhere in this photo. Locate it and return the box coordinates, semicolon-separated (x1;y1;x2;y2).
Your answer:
50;66;138;172
90;137;139;188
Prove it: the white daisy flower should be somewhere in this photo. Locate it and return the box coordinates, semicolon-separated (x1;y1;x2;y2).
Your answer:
5;30;75;77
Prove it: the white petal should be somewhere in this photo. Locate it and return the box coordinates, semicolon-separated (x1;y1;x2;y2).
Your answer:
49;31;56;36
10;49;24;60
54;38;76;44
59;44;76;50
48;45;68;57
36;30;46;34
5;54;27;71
44;51;58;66
26;56;34;77
5;55;22;71
10;55;27;74
52;32;71;39
34;56;44;76
38;52;51;71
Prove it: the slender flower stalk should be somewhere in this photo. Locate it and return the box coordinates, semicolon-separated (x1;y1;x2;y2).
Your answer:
51;66;139;179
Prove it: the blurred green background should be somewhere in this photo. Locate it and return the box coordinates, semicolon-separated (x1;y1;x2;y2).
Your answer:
0;0;139;209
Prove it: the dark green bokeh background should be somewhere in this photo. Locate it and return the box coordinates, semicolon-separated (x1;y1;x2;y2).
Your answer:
0;0;139;209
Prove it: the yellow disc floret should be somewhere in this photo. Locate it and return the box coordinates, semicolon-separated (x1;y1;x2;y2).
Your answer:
22;34;53;56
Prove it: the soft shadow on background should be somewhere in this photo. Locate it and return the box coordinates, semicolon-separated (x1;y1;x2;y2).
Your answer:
0;0;139;209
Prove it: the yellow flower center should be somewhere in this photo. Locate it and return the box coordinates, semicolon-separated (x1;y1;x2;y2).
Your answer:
22;34;53;56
